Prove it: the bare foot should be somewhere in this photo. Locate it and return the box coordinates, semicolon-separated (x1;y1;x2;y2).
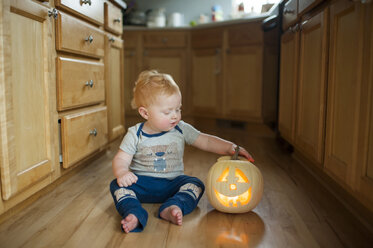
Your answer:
159;205;183;225
121;214;139;233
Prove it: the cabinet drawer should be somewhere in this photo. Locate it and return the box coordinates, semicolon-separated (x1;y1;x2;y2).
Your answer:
104;1;122;35
55;0;104;25
143;32;187;48
191;28;223;48
56;12;104;58
282;0;298;30
228;22;263;46
61;106;108;168
56;57;105;110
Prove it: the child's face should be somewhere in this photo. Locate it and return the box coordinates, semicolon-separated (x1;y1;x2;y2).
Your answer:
144;93;182;133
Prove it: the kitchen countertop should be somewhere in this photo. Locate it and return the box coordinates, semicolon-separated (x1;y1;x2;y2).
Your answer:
123;13;272;31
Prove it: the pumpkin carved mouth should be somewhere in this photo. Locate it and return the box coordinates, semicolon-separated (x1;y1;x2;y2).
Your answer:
213;187;252;207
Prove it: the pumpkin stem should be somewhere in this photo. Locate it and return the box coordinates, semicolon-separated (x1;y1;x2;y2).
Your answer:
232;145;240;160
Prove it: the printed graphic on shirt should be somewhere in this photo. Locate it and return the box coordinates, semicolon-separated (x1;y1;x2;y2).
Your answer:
137;142;179;172
114;188;137;203
179;183;202;200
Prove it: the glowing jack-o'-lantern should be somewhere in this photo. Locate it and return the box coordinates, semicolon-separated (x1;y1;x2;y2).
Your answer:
206;149;263;213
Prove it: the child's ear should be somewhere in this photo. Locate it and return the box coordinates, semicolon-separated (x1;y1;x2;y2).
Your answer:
138;107;149;120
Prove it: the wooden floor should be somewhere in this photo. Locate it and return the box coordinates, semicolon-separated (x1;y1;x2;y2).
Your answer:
0;122;372;248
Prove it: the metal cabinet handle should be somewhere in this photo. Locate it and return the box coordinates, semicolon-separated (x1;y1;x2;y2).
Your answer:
162;38;168;44
89;128;97;136
81;0;92;6
85;35;94;43
300;20;309;30
108;37;115;43
114;18;121;23
85;80;94;88
48;8;58;19
284;8;295;15
290;24;300;33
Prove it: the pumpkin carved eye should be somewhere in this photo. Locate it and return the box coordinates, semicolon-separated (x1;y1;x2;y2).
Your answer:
235;168;249;183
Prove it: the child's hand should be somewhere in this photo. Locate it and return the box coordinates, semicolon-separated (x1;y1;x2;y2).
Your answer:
231;145;255;163
117;171;138;187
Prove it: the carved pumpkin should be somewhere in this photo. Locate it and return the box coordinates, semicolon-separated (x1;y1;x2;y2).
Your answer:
206;154;263;213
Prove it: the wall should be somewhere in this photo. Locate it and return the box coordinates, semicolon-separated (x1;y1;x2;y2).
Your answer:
126;0;232;26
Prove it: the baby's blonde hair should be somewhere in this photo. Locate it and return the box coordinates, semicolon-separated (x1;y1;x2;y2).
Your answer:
131;70;181;109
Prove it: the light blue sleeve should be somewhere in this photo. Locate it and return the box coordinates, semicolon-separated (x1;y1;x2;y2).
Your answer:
178;120;201;145
119;125;138;155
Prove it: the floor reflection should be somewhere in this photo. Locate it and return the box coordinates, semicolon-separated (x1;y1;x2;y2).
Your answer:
204;210;265;247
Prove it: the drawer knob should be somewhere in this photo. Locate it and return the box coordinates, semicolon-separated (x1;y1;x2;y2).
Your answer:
108;37;115;43
81;0;92;6
162;38;168;43
85;35;94;43
89;128;97;136
283;8;295;15
85;80;94;88
48;8;58;20
114;18;121;23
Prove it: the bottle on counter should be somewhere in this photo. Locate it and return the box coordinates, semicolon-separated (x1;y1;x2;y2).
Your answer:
211;5;223;22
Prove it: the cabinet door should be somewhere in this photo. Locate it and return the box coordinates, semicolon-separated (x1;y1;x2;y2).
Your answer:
191;48;222;117
278;29;299;144
143;49;188;114
224;45;263;122
105;36;125;142
124;48;138;116
0;1;59;200
325;0;365;187
295;9;328;165
355;3;373;210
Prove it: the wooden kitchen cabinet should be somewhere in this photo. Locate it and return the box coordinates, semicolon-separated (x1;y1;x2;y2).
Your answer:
0;0;59;201
105;35;125;141
224;22;267;122
224;45;263;121
0;0;125;219
123;49;138;116
279;0;373;215
190;23;277;123
55;3;110;169
124;23;277;124
123;31;140;116
191;28;223;117
191;48;223;117
122;30;189;117
278;29;299;144
355;2;373;213
295;8;328;165
143;48;188;114
279;7;328;165
356;3;373;209
324;0;368;189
